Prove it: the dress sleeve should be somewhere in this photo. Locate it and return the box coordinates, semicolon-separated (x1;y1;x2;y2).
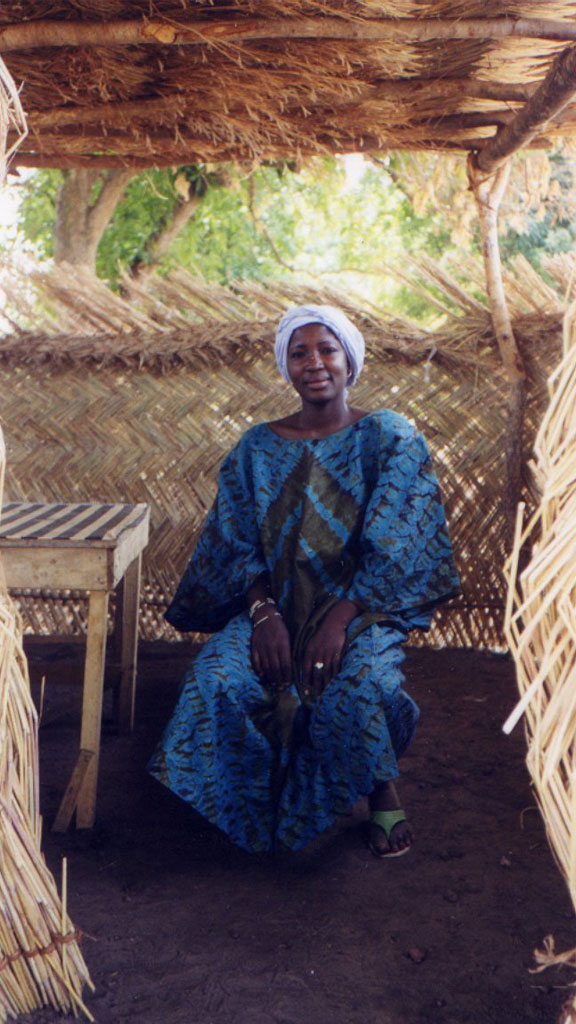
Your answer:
165;435;268;632
346;418;460;631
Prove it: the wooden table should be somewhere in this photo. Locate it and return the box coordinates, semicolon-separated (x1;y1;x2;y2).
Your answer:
0;501;150;831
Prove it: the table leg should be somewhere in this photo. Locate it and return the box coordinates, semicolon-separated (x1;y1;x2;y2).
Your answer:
116;553;142;734
75;589;109;829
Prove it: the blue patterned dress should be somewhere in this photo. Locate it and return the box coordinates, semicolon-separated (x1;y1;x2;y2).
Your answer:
148;411;459;852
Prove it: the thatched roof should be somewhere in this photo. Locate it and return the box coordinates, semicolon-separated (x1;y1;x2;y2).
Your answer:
3;2;576;168
0;258;566;648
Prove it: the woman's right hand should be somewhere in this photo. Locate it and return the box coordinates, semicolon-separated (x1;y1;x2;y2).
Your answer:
251;612;293;692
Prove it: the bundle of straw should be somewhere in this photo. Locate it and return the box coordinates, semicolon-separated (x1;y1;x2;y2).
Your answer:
0;56;26;184
504;300;576;1019
0;425;94;1020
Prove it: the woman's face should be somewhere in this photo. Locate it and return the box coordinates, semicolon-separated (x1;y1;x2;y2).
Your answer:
287;323;350;403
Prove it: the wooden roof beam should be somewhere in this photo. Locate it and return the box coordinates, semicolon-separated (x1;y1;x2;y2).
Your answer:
13;133;528;169
3;17;576;53
474;43;576;173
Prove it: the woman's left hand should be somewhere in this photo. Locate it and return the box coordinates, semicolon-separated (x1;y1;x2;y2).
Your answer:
302;599;360;695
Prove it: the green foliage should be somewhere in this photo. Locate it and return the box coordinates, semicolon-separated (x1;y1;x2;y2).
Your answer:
15;168;62;259
96;169;179;280
6;159;468;321
500;155;576;271
8;149;574;325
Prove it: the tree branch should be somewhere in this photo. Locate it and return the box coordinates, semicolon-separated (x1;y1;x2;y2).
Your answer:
11;133;552;170
130;194;201;277
247;176;296;273
86;169;133;248
2;17;576;53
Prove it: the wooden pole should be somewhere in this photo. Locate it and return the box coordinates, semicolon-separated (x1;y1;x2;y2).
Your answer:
475;44;576;173
3;17;576;53
467;42;576;539
467;156;525;545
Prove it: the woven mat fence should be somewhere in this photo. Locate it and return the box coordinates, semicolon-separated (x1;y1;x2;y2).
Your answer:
0;255;565;648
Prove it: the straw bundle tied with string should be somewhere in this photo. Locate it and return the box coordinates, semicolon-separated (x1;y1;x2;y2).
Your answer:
504;298;576;1019
0;52;94;1023
0;426;94;1020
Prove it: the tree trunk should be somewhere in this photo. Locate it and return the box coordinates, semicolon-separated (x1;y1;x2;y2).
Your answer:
468;157;526;546
53;168;133;271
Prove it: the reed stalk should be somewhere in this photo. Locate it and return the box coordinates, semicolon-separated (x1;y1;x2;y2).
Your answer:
504;300;576;1022
0;425;93;1020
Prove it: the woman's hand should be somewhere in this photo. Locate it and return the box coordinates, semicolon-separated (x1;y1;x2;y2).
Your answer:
302;599;361;695
251;611;293;692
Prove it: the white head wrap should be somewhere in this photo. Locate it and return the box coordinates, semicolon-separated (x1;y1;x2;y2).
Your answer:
274;304;365;386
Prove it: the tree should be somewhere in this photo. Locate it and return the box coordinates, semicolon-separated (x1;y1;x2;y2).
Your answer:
14;164;236;280
12;150;572;322
53;168;133;269
7;157;465;317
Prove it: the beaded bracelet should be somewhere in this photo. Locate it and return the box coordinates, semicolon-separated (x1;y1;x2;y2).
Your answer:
248;596;276;619
252;610;280;626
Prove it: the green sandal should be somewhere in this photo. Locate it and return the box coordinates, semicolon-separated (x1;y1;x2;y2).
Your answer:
368;809;411;859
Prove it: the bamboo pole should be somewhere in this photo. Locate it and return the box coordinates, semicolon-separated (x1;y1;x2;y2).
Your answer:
3;16;576;53
467;156;526;543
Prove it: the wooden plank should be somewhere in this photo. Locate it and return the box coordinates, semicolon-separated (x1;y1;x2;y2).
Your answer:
0;545;111;589
116;554;142;734
111;508;150;585
0;502;148;545
75;590;109;829
52;749;94;832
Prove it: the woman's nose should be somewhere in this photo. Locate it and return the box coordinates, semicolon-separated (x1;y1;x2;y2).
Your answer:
304;349;322;366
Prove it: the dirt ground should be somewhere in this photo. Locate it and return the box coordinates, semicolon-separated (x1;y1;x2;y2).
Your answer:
16;640;576;1024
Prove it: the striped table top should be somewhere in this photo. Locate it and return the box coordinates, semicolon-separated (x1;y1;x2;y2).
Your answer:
0;502;149;545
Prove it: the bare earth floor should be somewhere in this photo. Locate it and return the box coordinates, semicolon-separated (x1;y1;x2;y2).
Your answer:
16;642;576;1024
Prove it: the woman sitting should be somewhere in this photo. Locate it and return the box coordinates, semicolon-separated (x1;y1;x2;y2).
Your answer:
148;305;459;858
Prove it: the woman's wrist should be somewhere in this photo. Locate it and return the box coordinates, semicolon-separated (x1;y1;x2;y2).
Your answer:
246;575;274;618
248;596;276;620
324;598;362;630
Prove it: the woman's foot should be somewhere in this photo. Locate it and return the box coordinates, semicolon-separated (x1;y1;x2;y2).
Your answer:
368;781;413;858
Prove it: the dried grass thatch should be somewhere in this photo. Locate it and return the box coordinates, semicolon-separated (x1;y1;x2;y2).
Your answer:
0;256;567;649
0;426;93;1019
3;2;576;167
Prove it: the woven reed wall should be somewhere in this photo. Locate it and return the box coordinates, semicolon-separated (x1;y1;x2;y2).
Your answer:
0;267;564;648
